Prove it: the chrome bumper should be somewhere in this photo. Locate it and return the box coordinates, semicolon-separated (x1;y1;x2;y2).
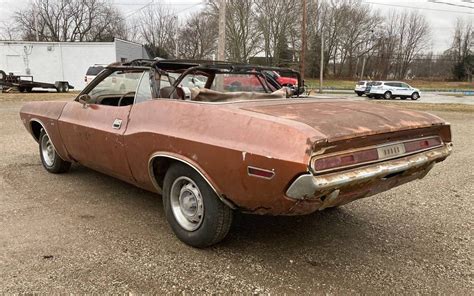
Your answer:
286;143;452;200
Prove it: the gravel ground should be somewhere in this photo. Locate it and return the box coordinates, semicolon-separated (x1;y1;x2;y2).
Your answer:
0;95;472;294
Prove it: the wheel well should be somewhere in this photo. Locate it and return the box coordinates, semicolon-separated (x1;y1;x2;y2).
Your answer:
149;155;237;209
150;156;176;190
30;121;43;141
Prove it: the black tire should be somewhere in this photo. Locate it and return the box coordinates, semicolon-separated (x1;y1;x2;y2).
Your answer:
356;92;363;97
163;163;233;248
367;95;373;99
26;87;32;93
39;130;71;173
384;91;392;100
411;92;420;100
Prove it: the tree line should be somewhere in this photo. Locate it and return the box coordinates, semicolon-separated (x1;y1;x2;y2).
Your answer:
1;0;472;81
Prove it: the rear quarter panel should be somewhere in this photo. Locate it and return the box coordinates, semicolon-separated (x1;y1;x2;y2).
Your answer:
124;99;320;214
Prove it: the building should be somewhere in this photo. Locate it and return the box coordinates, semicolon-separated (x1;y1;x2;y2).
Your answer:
0;38;150;90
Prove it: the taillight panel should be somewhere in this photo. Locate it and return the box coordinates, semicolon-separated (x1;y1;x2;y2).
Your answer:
311;136;443;173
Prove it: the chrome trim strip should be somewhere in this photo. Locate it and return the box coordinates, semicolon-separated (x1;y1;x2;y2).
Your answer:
147;152;237;209
310;136;443;174
288;143;452;200
247;166;275;180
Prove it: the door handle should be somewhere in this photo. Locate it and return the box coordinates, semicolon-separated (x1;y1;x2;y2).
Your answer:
112;119;122;129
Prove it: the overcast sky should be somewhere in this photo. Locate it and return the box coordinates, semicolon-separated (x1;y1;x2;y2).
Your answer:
1;0;472;53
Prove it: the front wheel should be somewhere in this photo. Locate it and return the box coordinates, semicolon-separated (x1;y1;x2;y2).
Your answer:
356;92;363;97
39;130;71;173
163;163;233;248
411;92;420;100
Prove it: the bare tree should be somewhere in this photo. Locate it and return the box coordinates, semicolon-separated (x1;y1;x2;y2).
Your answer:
134;4;178;58
254;0;299;66
178;11;217;59
449;17;473;81
393;11;430;79
14;0;126;42
206;0;262;62
0;20;21;40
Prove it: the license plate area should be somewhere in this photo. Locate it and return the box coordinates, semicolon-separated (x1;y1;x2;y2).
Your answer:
377;143;406;159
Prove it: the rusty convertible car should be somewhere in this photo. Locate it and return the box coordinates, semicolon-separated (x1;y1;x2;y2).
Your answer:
20;60;452;247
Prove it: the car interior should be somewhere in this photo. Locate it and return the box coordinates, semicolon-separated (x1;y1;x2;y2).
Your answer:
77;60;301;106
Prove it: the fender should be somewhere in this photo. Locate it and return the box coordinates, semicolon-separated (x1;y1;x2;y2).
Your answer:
147;151;237;209
29;118;70;161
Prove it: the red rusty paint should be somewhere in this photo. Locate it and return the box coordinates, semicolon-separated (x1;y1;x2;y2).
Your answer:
19;93;452;216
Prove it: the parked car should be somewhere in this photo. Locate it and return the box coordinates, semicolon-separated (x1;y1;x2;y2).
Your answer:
367;81;421;100
20;60;452;247
354;80;371;96
84;64;106;85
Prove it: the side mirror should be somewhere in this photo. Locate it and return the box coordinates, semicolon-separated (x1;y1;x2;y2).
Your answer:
77;94;91;107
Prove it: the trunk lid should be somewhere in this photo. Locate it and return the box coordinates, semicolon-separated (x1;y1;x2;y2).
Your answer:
241;100;446;142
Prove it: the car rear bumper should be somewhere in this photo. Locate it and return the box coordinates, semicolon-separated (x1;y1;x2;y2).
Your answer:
285;143;452;205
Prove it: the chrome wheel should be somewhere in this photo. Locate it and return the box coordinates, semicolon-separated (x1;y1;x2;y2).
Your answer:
41;133;55;167
170;176;204;231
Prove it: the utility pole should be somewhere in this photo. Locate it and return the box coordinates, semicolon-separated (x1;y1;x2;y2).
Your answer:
360;56;366;80
319;27;324;93
216;0;226;90
217;0;226;61
174;16;178;58
300;0;307;81
33;0;39;41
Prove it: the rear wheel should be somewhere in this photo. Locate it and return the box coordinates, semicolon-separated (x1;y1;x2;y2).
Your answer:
163;163;233;248
411;92;420;100
356;92;363;96
384;91;392;100
39;130;71;173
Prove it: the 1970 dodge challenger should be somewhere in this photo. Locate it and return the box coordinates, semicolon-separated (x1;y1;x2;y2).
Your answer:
20;60;452;247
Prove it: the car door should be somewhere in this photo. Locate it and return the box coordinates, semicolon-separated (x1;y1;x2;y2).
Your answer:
388;82;400;96
58;69;144;182
400;83;412;96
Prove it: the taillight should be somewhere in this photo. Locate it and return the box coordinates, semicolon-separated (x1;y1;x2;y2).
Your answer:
313;149;378;172
84;76;87;82
404;137;441;153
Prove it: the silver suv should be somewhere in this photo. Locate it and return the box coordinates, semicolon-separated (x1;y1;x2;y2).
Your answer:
367;81;420;100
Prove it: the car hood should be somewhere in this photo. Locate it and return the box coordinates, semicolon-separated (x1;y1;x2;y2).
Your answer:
240;100;446;142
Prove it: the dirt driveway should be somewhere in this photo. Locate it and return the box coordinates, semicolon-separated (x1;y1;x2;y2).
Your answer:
0;94;472;294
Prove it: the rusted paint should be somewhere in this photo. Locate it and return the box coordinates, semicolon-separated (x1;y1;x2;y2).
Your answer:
19;80;453;216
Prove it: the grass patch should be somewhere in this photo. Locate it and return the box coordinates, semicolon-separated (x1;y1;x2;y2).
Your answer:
305;79;474;91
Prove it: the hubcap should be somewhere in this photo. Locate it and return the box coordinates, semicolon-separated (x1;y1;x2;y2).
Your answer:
41;133;55;167
170;176;204;231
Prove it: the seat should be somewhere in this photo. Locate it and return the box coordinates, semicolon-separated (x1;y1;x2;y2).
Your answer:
159;86;185;99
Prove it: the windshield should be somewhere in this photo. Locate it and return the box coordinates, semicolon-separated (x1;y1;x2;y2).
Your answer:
86;66;104;76
88;70;142;99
